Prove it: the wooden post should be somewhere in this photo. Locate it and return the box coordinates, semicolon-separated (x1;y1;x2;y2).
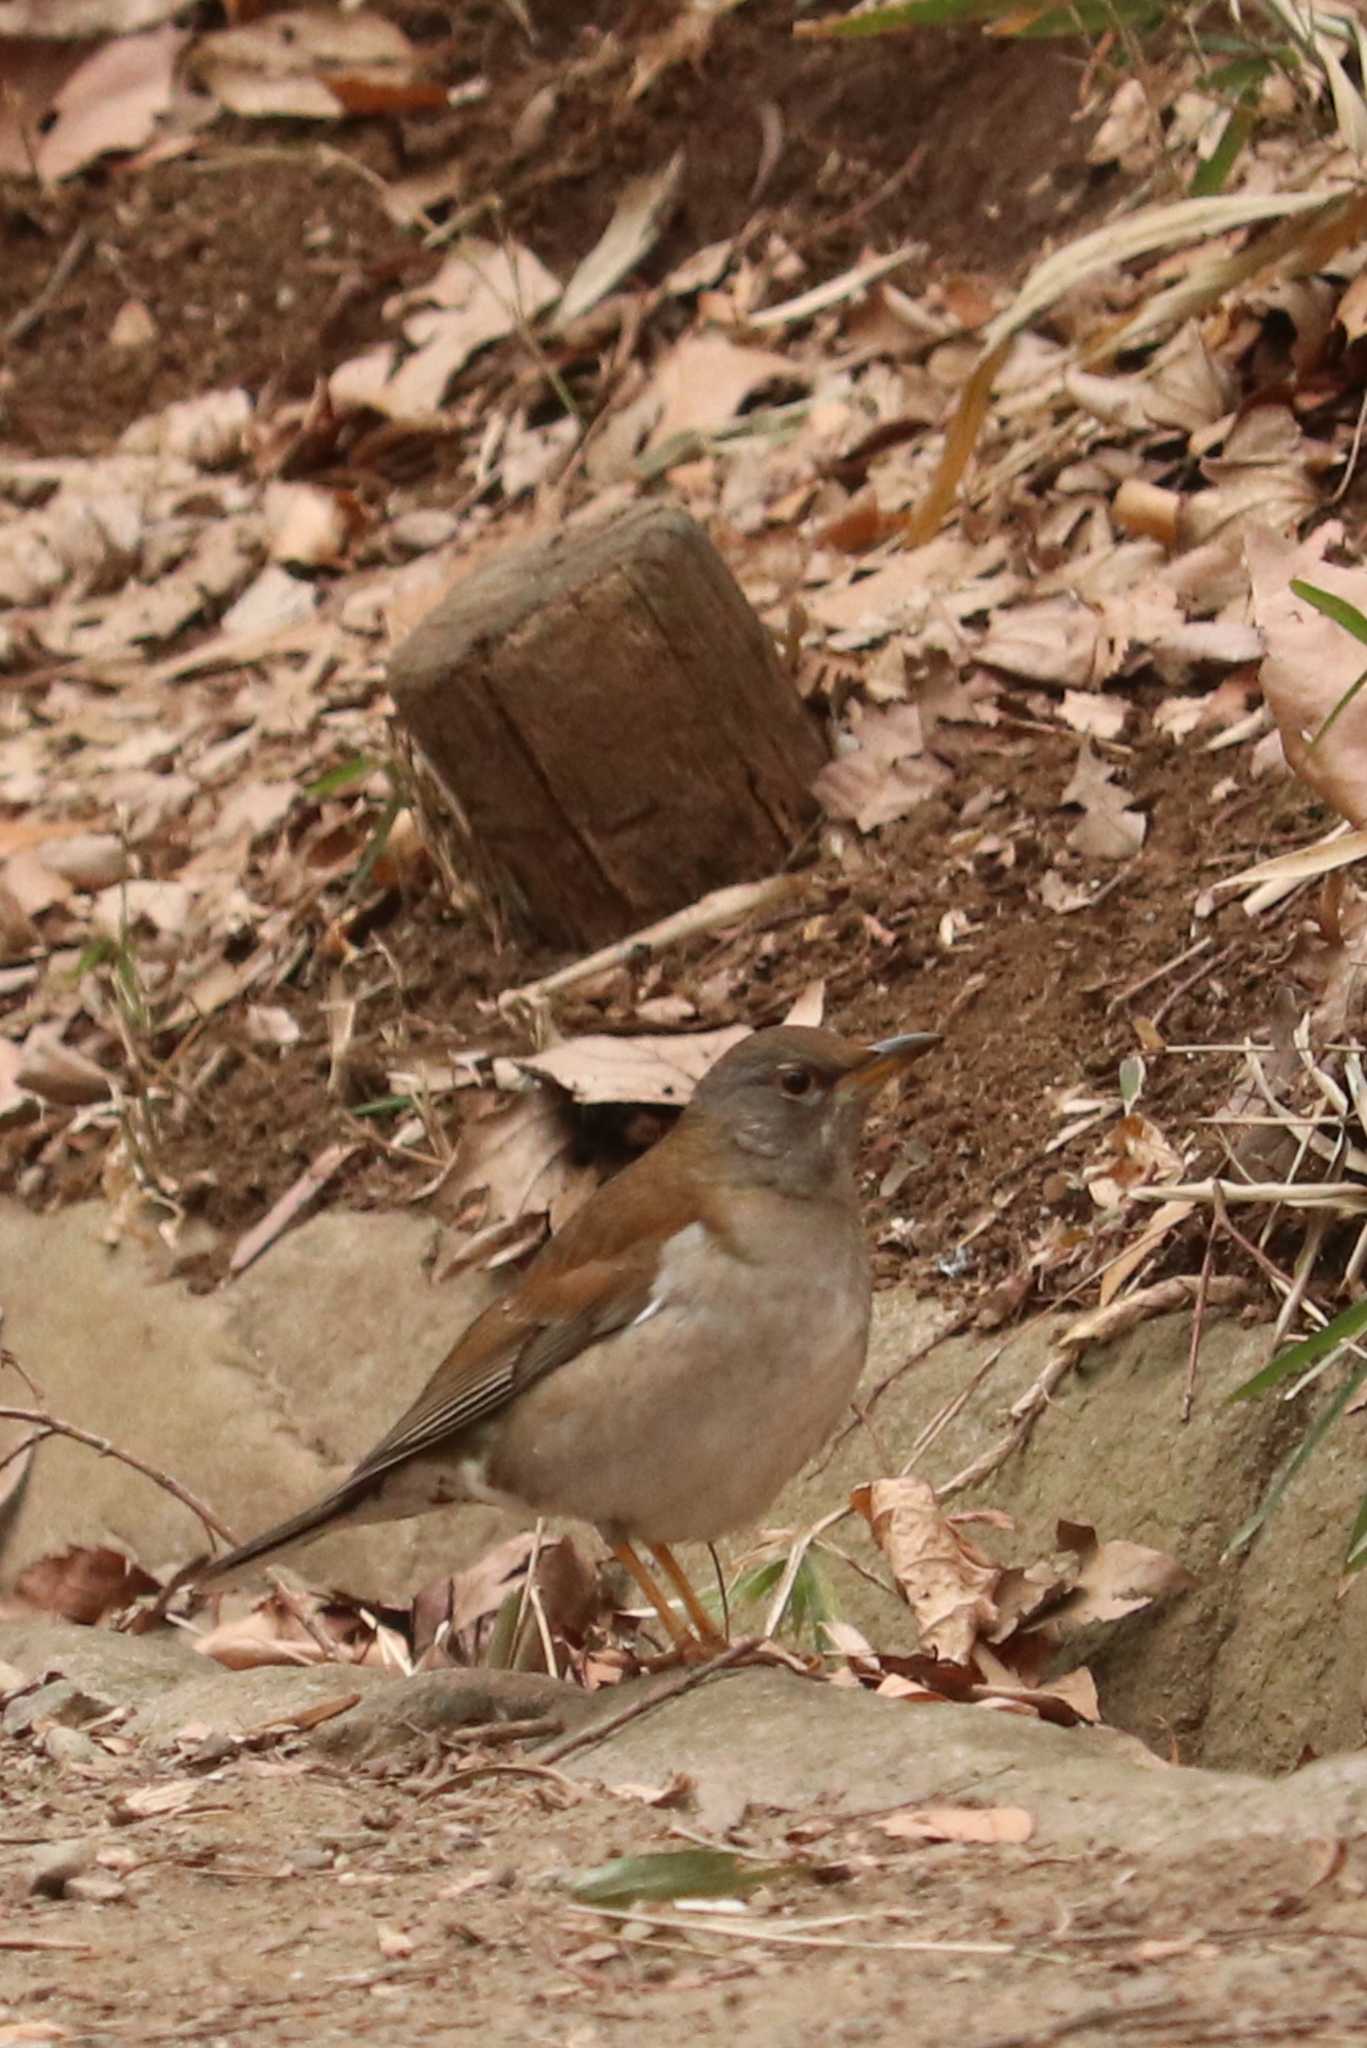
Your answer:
389;503;824;951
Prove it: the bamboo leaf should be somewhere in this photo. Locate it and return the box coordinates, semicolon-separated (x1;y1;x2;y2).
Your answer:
1231;1298;1367;1400
1223;1363;1367;1561
570;1850;776;1906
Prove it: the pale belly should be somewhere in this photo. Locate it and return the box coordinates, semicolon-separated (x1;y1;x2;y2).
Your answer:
473;1199;872;1543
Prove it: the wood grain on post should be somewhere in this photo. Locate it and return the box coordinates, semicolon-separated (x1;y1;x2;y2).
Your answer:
388;503;824;950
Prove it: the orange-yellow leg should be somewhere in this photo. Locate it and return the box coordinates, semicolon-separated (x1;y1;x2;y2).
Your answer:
611;1539;694;1650
650;1542;724;1645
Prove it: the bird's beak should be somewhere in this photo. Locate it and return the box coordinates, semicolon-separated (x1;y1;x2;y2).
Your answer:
837;1030;939;1097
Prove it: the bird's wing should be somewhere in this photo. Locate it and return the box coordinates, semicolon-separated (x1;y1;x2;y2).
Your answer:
347;1250;659;1487
199;1119;736;1583
346;1119;734;1488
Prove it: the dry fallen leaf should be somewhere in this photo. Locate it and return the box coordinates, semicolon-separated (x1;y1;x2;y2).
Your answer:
977;598;1108;689
110;1780;198;1823
875;1805;1035;1845
1061;744;1146;860
14;1547;158;1627
645;333;802;451
1248;523;1367;830
554;153;684;331
444;1086;581;1231
1050;1522;1195;1628
14;1026;112;1107
194;1608;324;1672
851;1477;1002;1664
813;703;954;834
192;9;418;121
35;24;185;182
515;1027;749;1109
334;239;561;418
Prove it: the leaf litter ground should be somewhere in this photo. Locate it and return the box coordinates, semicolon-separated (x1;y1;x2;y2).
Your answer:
5;4;1367;2039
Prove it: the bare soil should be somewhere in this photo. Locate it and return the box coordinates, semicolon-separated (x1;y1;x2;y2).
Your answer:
138;715;1332;1304
5;0;1315;1311
2;2;1114;457
5;1731;1367;2048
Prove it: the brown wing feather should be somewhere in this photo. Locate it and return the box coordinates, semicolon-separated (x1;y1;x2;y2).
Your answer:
346;1118;730;1486
199;1118;733;1583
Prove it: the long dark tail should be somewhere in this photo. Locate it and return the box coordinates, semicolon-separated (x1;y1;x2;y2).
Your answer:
199;1476;375;1585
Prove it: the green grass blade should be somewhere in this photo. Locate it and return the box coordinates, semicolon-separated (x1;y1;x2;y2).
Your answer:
1287;581;1367;752
1191;103;1256;195
347;791;403;900
1345;1489;1367;1571
351;1094;415;1120
732;1550;835;1640
1008;0;1164;35
306;756;376;799
799;0;1003;36
1222;1362;1367;1561
1230;1297;1367;1400
1291;579;1367;647
570;1850;777;1905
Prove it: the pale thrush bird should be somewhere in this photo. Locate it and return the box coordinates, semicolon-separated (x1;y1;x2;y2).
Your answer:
200;1025;933;1646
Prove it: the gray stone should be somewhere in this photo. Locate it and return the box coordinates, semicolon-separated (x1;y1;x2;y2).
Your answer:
555;1662;1367;1855
0;1615;388;1749
28;1837;94;1898
313;1666;590;1759
126;1659;393;1746
3;1191;1365;1771
0;1618;200;1705
0;1199;506;1600
0;1615;585;1757
3;1677;110;1737
803;1302;1367;1772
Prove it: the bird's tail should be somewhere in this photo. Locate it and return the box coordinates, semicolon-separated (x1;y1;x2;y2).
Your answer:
198;1477;375;1585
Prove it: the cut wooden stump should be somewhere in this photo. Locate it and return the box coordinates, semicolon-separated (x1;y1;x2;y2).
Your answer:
388;503;825;950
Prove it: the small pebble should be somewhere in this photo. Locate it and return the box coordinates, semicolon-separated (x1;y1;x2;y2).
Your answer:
65;1871;126;1906
41;1725;105;1768
286;1847;334;1873
28;1838;95;1899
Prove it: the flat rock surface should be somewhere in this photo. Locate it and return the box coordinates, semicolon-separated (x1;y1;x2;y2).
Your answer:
5;1619;1367;2047
0;1198;504;1599
4;1198;1366;1771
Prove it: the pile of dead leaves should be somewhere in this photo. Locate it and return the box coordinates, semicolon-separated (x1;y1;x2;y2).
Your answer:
3;9;1367;1390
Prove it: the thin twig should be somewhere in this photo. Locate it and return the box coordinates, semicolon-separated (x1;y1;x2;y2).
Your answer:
974;1999;1184;2048
538;1638;761;1767
0;1933;92;1953
1331;385;1367;503
566;1901;1011;1957
435;1713;564;1749
763;1513;846;1640
1272;1211;1328;1349
499;877;806;1013
851;1304;976;1430
898;1335;1011;1473
526;1563;559;1682
1150;940;1239;1029
0;1405;237;1549
4;224;91;347
1106;935;1211;1016
1181;1213;1218;1423
418;1757;587;1801
263;1571;347;1663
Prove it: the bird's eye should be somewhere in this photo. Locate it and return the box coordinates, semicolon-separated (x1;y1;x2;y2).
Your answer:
778;1066;814;1099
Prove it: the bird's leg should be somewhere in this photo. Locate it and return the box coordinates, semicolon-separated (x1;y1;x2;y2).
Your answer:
649;1542;724;1645
609;1539;695;1651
